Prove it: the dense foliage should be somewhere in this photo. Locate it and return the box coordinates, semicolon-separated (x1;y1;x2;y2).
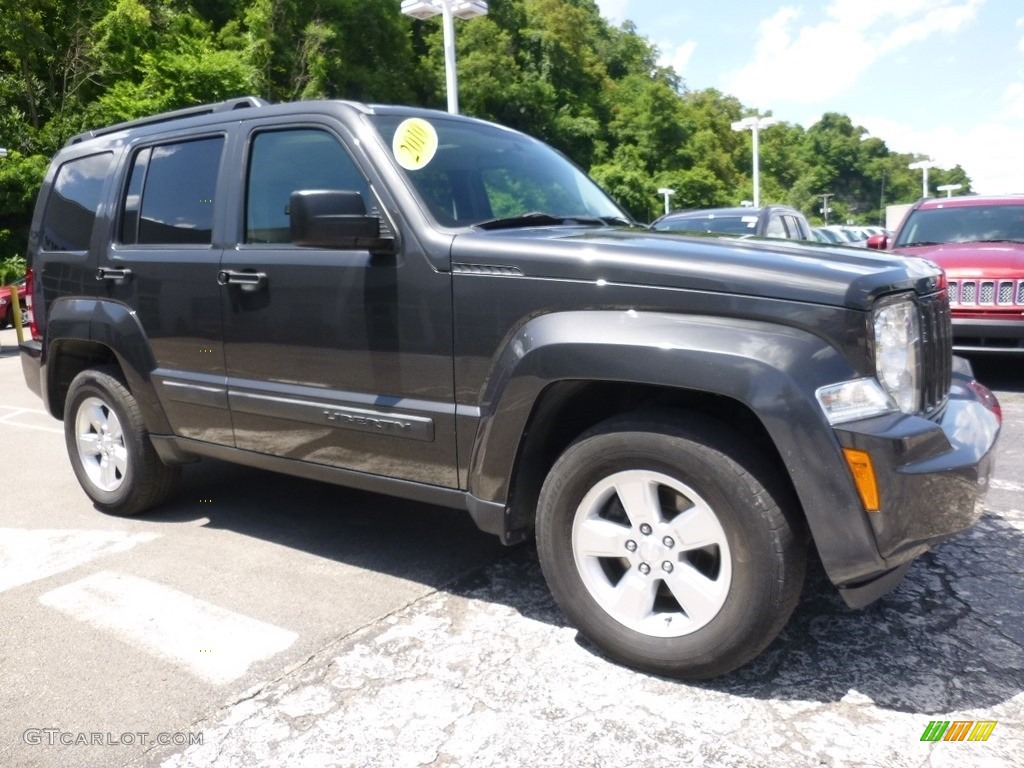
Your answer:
0;0;971;261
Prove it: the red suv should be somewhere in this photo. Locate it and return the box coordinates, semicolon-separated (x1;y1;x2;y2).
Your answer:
0;277;28;329
869;195;1024;353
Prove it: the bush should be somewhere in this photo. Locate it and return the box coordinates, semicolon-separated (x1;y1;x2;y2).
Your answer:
0;255;26;286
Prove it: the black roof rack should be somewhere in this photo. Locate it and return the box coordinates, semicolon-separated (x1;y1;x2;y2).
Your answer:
66;96;270;145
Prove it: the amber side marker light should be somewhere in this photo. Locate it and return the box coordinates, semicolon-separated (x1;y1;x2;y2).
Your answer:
843;448;880;512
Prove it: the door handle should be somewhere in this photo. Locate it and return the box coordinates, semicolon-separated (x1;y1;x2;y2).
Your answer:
96;267;133;282
217;270;268;292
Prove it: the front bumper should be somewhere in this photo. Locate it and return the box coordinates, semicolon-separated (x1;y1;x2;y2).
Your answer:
951;317;1024;353
831;365;1000;604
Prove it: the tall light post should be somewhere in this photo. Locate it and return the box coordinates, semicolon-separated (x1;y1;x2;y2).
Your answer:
908;159;936;199
937;183;962;198
657;187;676;215
401;1;488;115
731;114;777;208
818;192;834;225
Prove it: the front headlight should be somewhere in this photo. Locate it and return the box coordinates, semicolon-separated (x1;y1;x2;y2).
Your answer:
816;378;896;425
872;295;921;414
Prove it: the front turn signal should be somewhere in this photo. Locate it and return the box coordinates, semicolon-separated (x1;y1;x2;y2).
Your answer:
843;448;880;512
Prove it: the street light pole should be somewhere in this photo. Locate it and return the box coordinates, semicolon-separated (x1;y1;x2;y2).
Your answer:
818;193;833;225
731;115;777;208
908;159;936;199
439;2;459;114
401;1;488;115
656;187;676;215
937;183;962;198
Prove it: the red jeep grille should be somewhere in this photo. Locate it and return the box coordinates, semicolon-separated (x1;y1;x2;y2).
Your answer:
948;278;1024;307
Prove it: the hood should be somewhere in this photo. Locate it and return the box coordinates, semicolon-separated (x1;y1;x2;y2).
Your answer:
892;241;1024;277
451;227;941;311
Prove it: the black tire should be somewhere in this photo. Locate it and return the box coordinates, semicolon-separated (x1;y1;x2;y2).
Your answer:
0;305;10;329
536;414;805;679
64;366;181;515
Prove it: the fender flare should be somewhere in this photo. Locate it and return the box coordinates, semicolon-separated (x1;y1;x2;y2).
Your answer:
465;309;886;581
44;297;171;434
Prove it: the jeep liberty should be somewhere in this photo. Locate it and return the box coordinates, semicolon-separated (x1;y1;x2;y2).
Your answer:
20;98;1001;678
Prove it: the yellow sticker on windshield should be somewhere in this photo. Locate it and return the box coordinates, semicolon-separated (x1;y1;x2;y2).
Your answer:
393;118;438;171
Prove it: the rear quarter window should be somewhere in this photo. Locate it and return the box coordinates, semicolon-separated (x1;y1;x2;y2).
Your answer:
41;152;114;251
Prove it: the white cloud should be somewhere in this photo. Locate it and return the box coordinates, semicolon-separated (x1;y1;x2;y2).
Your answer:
660;40;698;76
594;0;631;24
1018;16;1024;53
1006;82;1024;119
856;114;1024;194
723;0;984;108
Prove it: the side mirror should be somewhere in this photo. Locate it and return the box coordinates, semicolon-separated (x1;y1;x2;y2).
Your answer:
289;190;394;252
866;233;889;250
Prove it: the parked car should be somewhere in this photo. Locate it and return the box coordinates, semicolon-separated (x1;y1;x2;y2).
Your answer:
20;97;1000;680
813;227;847;245
868;195;1024;352
0;276;28;329
651;205;813;241
821;225;868;247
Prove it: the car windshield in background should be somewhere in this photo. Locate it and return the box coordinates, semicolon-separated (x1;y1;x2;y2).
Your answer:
368;114;627;229
653;214;757;236
894;204;1024;247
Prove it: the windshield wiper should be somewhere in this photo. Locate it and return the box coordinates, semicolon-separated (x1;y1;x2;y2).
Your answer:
474;212;607;230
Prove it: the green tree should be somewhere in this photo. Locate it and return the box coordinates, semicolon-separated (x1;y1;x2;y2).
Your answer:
0;0;978;257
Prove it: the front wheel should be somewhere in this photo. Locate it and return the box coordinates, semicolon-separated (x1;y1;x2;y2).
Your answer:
536;415;805;679
64;367;181;515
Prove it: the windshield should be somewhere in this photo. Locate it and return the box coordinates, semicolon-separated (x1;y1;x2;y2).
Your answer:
894;204;1024;247
652;214;758;235
368;114;628;228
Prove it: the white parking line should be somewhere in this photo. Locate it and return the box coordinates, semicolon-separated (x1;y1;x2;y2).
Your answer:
0;405;63;434
991;478;1024;492
0;528;159;593
40;570;299;684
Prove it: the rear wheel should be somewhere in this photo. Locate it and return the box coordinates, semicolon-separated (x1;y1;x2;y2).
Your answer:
65;367;181;515
536;415;805;679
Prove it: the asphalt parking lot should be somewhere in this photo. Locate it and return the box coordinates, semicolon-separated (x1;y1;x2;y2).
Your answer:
1;326;1021;767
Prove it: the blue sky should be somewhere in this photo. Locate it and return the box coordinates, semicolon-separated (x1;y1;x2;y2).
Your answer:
594;0;1024;194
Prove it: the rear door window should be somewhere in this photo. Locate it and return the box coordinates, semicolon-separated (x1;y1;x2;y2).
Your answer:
765;213;787;238
121;137;225;245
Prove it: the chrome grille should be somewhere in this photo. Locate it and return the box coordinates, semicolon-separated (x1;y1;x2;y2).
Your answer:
999;281;1014;304
949;276;1024;307
919;293;952;414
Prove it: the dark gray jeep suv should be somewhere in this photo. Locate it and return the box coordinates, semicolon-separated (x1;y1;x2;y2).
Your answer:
20;97;1000;679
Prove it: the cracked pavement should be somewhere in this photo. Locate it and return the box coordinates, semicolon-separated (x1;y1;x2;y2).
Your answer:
147;385;1023;768
3;331;1019;768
